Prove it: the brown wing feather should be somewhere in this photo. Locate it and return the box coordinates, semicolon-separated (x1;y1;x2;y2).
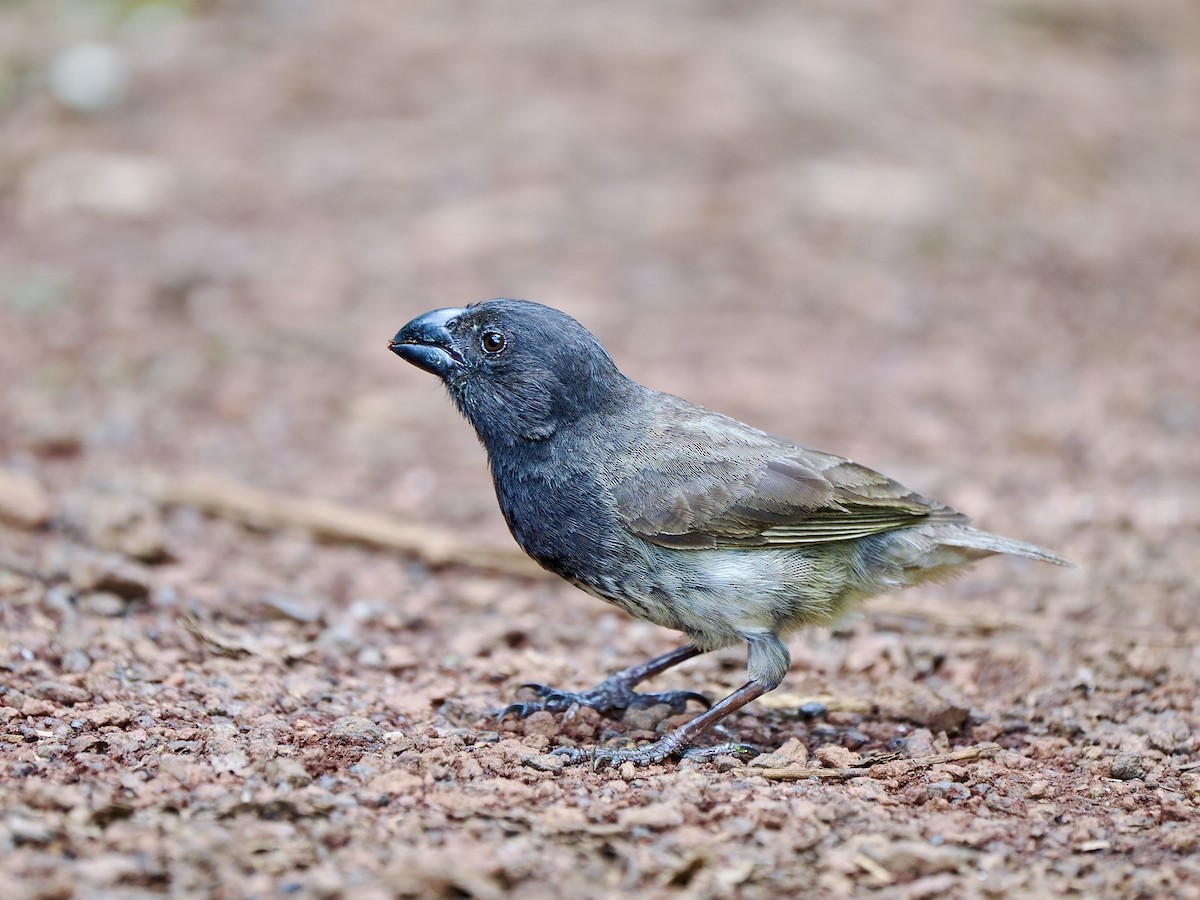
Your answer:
613;397;963;550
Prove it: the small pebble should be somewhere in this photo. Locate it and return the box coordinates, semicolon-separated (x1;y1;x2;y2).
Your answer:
50;41;128;113
329;716;383;745
1110;753;1144;781
32;681;91;706
0;468;52;529
749;737;809;769
813;745;861;769
926;780;970;802
78;591;128;617
621;703;671;732
523;753;565;774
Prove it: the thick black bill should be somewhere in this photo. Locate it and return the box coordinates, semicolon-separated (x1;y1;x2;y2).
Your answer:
389;307;467;377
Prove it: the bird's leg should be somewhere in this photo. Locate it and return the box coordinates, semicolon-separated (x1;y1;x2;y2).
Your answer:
553;679;769;767
499;644;710;720
552;632;789;767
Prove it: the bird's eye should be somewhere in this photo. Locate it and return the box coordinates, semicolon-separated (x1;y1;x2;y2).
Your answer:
480;330;506;354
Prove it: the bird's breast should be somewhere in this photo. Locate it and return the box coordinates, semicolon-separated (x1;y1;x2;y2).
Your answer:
490;459;625;583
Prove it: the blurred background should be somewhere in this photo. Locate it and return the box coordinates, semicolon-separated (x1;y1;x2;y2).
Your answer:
3;0;1197;545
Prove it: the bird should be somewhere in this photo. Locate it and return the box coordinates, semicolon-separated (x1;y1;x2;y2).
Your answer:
389;299;1071;766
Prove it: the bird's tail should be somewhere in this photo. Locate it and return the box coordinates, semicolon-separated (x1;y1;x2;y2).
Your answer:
929;526;1075;568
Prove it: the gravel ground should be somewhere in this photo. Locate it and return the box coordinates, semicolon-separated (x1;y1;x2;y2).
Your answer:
2;1;1199;897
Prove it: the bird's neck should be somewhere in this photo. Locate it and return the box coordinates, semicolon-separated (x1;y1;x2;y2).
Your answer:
461;371;641;451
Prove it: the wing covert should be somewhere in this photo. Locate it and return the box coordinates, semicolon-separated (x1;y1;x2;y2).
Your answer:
611;404;959;550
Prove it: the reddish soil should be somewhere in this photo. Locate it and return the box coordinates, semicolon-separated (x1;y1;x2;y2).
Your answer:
2;2;1198;897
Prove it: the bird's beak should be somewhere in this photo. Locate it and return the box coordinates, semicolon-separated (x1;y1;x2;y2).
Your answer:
389;307;467;377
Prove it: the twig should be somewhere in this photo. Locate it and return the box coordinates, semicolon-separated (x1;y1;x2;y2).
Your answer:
0;549;51;584
133;471;1200;650
852;853;894;885
138;470;545;580
745;742;1001;781
179;611;253;659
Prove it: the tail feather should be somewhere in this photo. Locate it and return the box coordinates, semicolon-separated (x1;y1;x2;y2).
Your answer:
930;526;1075;568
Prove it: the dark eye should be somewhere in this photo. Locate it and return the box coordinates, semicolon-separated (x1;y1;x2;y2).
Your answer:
480;330;506;354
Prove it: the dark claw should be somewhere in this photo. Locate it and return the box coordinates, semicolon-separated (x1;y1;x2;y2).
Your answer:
550;746;589;764
533;689;578;713
513;683;579;713
503;681;710;721
497;702;539;721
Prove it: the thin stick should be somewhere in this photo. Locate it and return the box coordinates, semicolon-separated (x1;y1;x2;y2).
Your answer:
138;470;545;580
745;742;1001;781
135;472;1198;649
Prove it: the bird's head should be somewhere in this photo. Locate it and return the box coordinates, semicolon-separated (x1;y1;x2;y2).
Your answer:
390;299;633;445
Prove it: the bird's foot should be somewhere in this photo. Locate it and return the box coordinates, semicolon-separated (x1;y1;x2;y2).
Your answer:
550;739;680;768
681;741;761;762
550;739;759;769
499;677;709;721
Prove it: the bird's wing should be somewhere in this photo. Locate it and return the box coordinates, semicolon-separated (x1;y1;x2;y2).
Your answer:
612;401;962;550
